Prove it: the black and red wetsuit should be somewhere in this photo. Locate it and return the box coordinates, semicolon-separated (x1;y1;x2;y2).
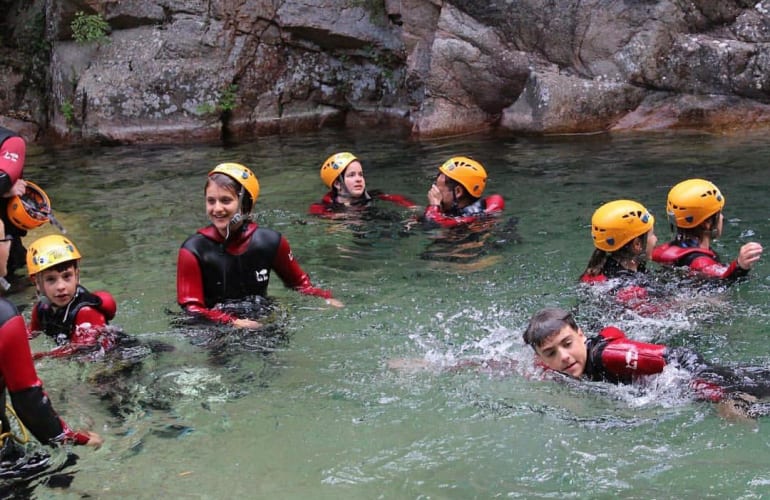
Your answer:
29;285;117;359
579;326;770;403
652;239;748;280
309;189;416;217
177;221;334;325
423;194;505;228
0;298;90;445
0;127;28;275
580;259;654;313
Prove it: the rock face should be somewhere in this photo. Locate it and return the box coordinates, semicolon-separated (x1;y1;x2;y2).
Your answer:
3;0;770;143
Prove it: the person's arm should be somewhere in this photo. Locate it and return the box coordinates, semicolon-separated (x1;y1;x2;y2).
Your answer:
176;247;238;325
423;205;477;228
597;326;667;377
483;194;505;213
377;193;417;208
33;307;109;360
0;313;96;446
689;255;748;280
689;242;762;279
0;135;26;195
271;236;339;303
423;195;504;228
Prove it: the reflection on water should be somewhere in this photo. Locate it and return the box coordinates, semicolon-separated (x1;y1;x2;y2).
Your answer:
7;130;770;497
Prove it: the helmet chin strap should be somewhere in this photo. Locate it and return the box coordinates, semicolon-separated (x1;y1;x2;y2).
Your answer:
225;187;248;241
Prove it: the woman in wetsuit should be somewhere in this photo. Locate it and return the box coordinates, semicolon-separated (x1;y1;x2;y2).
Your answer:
652;178;762;281
177;162;343;329
309;152;416;216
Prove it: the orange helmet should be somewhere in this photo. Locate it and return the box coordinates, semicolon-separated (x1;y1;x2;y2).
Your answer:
208;163;260;206
438;156;487;198
666;178;724;229
591;200;655;252
26;234;81;276
7;181;51;231
320;152;358;188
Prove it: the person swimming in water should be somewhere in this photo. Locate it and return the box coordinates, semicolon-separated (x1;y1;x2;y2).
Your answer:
309;152;416;216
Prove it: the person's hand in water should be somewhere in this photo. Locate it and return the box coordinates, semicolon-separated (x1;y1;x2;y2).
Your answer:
326;298;344;308
84;431;104;449
232;318;262;329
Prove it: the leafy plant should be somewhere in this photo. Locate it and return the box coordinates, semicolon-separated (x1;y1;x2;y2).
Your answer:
196;84;239;115
218;84;238;112
60;100;75;124
71;12;110;44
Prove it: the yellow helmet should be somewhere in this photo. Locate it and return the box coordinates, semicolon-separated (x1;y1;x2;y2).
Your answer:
7;181;51;231
591;200;655;252
439;156;487;198
320;152;358;188
666;178;724;229
208;163;260;205
26;234;81;276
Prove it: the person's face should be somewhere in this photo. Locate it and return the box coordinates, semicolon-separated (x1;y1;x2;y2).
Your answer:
339;161;366;198
643;227;658;260
435;173;457;210
206;182;240;236
715;212;724;238
37;266;80;308
534;325;587;378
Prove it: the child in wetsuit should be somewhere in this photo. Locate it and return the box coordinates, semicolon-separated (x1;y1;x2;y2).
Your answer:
423;156;505;228
26;235;117;359
652;178;762;281
310;152;416;216
522;307;770;417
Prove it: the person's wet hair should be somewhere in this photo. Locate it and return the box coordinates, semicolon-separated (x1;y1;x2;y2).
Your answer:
49;260;78;274
522;307;579;351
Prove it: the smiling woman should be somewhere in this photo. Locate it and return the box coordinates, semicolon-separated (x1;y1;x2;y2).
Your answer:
176;162;343;330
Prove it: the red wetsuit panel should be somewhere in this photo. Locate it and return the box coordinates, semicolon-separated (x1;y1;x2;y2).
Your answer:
598;326;667;378
0;135;25;185
423;194;505;228
653;242;745;279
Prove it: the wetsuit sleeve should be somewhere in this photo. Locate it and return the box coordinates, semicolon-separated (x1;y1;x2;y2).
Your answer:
93;291;117;321
0;312;88;445
308;203;330;216
176;247;237;325
271;236;333;299
598;326;667;378
423;206;470;228
423;195;504;228
689;255;748;280
484;194;505;213
377;193;417;208
33;307;110;360
0;135;26;194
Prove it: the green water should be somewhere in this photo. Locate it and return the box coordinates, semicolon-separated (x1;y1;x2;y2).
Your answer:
6;129;770;498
